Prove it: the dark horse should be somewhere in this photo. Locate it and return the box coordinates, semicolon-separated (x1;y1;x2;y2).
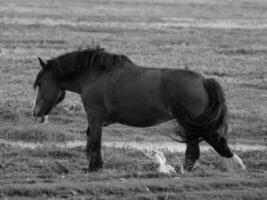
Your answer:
33;45;246;172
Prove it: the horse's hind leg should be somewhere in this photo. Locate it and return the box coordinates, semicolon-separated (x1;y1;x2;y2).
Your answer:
204;132;233;158
184;140;200;171
204;132;246;170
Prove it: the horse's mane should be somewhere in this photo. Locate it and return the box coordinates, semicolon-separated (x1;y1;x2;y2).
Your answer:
33;45;133;88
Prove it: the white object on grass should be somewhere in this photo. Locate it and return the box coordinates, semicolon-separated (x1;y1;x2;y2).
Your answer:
142;149;177;175
175;156;184;174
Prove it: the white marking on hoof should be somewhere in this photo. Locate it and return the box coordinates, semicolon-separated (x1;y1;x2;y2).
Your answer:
232;154;247;170
222;154;247;171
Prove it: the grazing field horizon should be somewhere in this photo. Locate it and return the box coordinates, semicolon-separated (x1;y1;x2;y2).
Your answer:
0;0;266;199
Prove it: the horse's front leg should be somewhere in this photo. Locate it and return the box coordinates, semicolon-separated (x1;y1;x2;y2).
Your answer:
87;114;104;172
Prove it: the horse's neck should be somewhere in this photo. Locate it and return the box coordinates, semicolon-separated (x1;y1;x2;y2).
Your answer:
59;59;127;94
60;75;85;94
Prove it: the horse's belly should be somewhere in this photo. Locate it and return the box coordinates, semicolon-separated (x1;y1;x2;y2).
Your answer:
108;106;173;127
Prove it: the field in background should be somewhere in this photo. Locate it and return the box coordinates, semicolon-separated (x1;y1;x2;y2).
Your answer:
0;0;266;199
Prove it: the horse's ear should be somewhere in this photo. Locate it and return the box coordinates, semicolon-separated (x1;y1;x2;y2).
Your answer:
38;57;47;69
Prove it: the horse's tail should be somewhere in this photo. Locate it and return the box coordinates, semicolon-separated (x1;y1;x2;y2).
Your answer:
172;78;228;143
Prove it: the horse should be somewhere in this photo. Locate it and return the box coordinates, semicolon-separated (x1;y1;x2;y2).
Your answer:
32;45;246;172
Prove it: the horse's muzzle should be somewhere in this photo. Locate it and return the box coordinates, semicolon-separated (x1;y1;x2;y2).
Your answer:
33;107;48;123
33;115;48;124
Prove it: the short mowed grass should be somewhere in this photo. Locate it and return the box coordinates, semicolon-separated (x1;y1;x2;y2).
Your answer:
0;144;266;200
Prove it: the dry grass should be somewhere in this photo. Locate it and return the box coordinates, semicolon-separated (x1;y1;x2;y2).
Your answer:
0;145;266;200
0;0;267;199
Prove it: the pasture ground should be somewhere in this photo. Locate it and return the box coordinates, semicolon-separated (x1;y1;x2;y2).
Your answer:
0;0;266;199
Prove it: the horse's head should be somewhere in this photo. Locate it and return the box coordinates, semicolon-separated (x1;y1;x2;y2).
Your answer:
32;57;65;123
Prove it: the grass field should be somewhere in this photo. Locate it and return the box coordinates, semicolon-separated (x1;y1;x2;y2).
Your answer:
0;0;267;199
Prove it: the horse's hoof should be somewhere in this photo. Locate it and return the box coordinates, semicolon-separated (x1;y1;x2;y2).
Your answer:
183;162;194;171
89;160;103;172
175;164;184;174
82;168;89;174
88;165;102;172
